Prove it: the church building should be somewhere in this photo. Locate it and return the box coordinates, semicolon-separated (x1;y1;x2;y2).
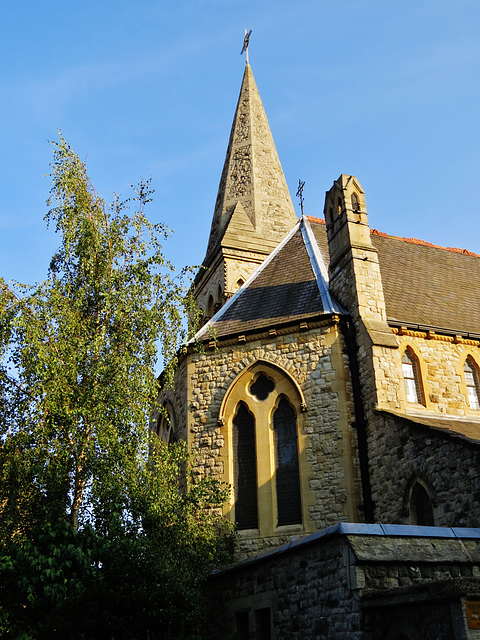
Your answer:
158;59;480;639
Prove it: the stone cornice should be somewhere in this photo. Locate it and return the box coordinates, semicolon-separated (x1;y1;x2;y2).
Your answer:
390;323;480;346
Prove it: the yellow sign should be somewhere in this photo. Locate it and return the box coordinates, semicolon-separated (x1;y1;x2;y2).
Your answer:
466;601;480;629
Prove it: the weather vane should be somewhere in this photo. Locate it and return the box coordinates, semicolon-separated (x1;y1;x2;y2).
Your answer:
241;29;252;64
296;179;305;216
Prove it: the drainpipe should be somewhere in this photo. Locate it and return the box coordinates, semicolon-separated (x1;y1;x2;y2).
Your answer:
341;317;375;523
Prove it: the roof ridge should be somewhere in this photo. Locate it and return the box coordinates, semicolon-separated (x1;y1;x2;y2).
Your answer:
304;216;479;258
305;215;325;225
370;228;480;258
301;217;342;314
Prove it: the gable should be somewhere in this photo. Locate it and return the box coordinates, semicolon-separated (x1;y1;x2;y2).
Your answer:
209;227;326;338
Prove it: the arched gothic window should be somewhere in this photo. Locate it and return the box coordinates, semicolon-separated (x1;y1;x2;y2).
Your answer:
351;192;360;212
206;295;214;319
402;349;423;404
408;480;435;526
157;403;176;444
215;284;223;312
220;363;308;533
336;198;342;216
274;397;302;526
233;402;258;530
464;357;480;411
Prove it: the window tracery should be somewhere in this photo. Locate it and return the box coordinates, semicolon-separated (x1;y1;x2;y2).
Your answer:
249;373;275;401
220;362;308;533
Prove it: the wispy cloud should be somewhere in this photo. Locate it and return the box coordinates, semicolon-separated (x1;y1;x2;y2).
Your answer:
21;32;226;117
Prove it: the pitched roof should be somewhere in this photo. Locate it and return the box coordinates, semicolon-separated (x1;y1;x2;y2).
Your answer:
204;64;297;266
372;231;480;336
379;409;480;446
196;215;480;342
195;220;340;340
308;219;480;337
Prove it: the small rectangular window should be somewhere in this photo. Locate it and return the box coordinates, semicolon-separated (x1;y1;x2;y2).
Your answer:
254;608;271;640
235;610;249;640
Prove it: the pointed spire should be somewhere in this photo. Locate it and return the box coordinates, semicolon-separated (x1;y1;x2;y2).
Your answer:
204;64;298;264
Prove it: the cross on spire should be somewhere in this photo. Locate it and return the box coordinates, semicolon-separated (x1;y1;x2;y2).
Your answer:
241;29;252;64
296;179;305;216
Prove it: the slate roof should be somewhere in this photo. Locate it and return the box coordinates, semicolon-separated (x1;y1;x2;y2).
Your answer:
309;219;480;337
372;231;480;336
380;409;480;446
197;217;480;341
196;222;334;340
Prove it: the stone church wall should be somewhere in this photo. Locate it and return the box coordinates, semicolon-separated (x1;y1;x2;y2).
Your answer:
391;330;480;416
159;356;189;442
364;330;480;526
176;322;362;557
203;533;363;640
203;527;480;640
368;413;480;527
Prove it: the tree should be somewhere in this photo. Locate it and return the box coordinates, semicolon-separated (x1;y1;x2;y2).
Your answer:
0;136;233;639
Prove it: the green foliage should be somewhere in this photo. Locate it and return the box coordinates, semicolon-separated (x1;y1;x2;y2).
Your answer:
0;136;234;639
1;443;233;639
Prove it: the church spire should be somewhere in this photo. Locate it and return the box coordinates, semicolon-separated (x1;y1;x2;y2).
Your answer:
204;63;298;265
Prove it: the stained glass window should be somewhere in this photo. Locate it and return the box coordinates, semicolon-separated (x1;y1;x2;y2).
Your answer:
273;397;302;526
233;402;258;529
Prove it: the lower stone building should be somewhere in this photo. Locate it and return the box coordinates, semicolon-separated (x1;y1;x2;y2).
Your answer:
158;58;480;638
204;524;480;639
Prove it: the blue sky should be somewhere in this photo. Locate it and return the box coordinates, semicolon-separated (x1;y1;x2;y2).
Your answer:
1;0;479;286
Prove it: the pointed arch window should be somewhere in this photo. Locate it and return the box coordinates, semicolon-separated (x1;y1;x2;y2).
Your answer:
233;401;258;530
409;481;435;526
464;358;480;410
351;192;360;213
221;363;308;534
402;349;423;404
215;284;223;313
157;403;176;444
273;397;302;526
336;198;342;216
206;294;214;319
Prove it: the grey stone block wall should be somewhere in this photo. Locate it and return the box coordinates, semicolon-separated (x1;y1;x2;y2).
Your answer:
368;413;480;527
166;323;363;557
203;529;480;640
